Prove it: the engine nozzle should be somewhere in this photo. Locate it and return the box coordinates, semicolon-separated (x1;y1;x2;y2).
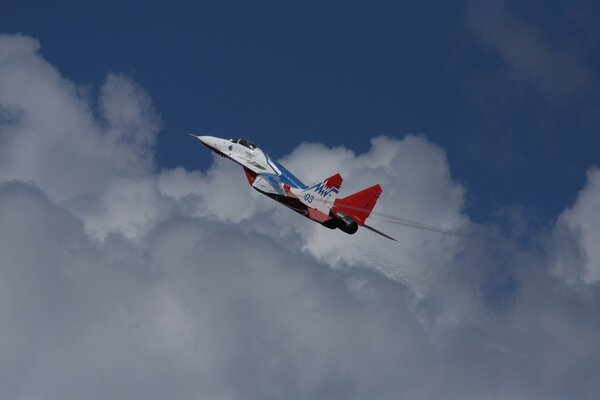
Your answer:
335;211;359;234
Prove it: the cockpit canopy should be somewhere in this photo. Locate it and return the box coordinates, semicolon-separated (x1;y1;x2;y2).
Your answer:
231;138;258;150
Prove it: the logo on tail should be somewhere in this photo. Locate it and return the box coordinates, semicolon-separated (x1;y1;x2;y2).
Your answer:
293;173;343;214
304;173;342;197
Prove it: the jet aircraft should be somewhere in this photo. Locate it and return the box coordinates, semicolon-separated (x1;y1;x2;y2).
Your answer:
191;135;395;240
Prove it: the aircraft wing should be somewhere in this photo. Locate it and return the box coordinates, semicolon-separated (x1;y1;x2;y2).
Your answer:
251;173;285;195
228;150;273;175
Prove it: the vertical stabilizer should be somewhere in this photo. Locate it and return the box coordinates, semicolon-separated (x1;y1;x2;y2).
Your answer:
332;184;382;225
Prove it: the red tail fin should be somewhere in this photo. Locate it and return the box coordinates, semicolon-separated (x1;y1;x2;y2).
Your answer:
332;184;382;225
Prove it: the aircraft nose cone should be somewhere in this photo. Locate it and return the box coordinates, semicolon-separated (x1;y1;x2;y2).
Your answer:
197;135;210;144
191;135;229;155
199;135;223;150
190;134;216;147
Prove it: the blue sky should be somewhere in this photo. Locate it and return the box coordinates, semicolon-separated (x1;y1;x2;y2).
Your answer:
3;0;598;221
1;1;600;399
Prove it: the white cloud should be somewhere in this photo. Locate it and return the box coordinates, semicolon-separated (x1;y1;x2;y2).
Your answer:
553;167;600;285
0;33;161;239
1;34;467;285
1;33;600;399
278;135;468;293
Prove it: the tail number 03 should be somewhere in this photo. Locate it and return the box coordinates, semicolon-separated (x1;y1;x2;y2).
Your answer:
304;193;314;203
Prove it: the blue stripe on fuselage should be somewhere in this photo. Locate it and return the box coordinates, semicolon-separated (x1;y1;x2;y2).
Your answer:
268;158;307;189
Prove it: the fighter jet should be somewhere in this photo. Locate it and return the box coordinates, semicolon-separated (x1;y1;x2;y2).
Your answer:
191;135;395;240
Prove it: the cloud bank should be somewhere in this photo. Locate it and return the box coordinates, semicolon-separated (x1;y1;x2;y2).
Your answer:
553;167;600;285
1;33;599;399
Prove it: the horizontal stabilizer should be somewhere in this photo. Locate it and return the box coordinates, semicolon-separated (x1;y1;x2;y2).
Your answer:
363;224;397;241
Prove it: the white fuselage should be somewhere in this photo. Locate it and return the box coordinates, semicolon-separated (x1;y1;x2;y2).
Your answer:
193;135;301;198
195;135;273;174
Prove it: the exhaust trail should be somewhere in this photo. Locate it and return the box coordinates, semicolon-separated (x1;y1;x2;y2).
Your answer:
370;215;465;237
313;197;465;237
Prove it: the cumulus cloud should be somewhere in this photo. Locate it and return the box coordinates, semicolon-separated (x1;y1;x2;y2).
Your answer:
553;167;600;285
1;33;599;399
278;136;468;292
